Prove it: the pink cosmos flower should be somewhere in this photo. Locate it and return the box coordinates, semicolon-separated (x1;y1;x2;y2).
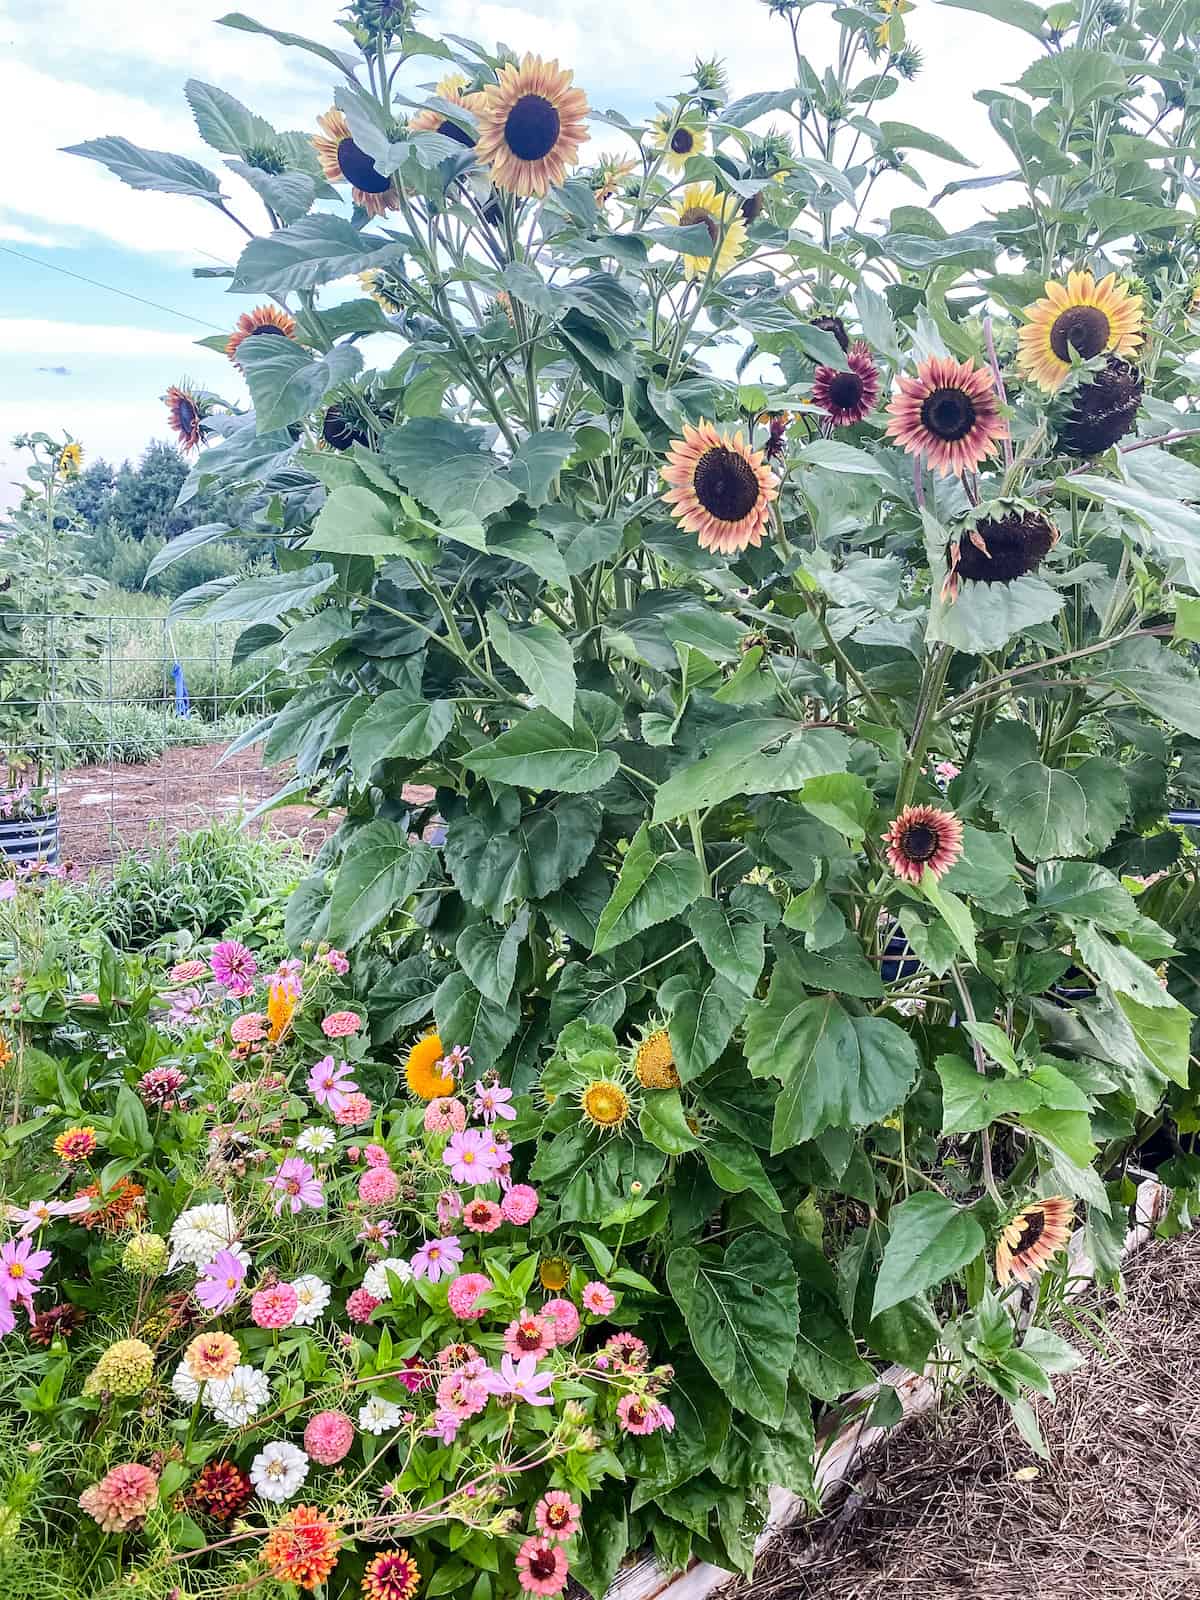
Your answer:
334;1092;372;1127
357;1219;397;1247
209;940;257;998
194;1249;247;1314
534;1490;581;1543
410;1235;463;1284
436;1190;463;1228
486;1354;555;1406
447;1272;492;1321
364;1144;390;1169
321;1009;361;1039
230;1013;266;1044
440;1044;473;1077
504;1314;552;1360
251;1282;298;1329
0;1238;52;1309
500;1185;539;1225
6;1196;90;1238
443;1128;502;1185
424;1097;467;1134
307;1055;358;1114
425;1408;461;1445
462;1198;503;1234
359;1167;400;1206
541;1298;581;1346
167;986;208;1026
517;1540;568;1596
581;1281;616;1316
345;1288;380;1324
436;1370;489;1418
304;1410;355;1465
0;1294;15;1336
265;1156;324;1215
324;948;350;976
473;1080;516;1124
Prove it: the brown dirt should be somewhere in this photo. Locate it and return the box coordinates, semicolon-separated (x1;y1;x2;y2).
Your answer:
54;742;338;866
727;1228;1200;1600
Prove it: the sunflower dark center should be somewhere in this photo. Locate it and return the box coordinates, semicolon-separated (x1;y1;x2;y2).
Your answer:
337;136;391;194
671;127;695;154
1014;1208;1046;1251
504;94;561;161
177;396;198;432
438;118;475;148
529;1549;558;1579
248;324;289;340
679;206;719;245
920;386;976;442
693;446;760;522
322;405;369;451
1059;358;1144;457
899;823;938;862
1049;303;1110;363
953;513;1055;584
827;371;865;410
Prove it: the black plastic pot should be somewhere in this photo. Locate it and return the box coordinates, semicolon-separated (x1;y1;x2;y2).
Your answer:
0;810;60;867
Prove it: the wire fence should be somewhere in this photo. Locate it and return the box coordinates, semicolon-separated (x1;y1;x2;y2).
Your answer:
3;612;285;868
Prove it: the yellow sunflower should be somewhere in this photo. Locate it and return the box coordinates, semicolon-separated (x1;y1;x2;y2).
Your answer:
410;73;483;147
312;107;400;218
58;441;83;478
1016;270;1143;393
358;268;405;313
634;1027;680;1090
875;0;914;46
538;1254;571;1291
661;420;778;554
405;1032;454;1100
668;183;746;280
649;113;709;173
474;54;590;198
579;1077;633;1133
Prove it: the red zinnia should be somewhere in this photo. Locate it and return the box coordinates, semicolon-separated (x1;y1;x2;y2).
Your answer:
882;804;964;885
811;341;880;426
188;1460;253;1523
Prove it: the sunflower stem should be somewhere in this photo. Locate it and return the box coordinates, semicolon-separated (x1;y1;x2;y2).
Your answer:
950;963;1004;1210
895;643;952;813
687;812;710;896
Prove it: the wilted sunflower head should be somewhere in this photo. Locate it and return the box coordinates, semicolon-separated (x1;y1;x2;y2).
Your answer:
321;401;372;451
164;383;215;453
942;501;1059;601
633;1027;680;1090
995;1196;1074;1286
1055;356;1144;457
810;313;851;354
359;268;405;313
1017;270;1143;393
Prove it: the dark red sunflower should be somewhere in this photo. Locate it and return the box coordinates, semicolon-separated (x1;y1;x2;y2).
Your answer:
163;383;213;453
811;341;880;426
995;1196;1074;1286
321;403;371;451
226;305;297;368
882;804;964;885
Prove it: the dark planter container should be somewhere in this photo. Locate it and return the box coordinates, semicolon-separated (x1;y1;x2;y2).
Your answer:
0;810;60;868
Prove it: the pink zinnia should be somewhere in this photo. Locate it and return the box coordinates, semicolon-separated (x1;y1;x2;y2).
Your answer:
605;1332;649;1371
138;1065;187;1109
443;1128;501;1185
581;1281;616;1316
424;1097;467;1134
500;1185;539;1225
265;1156;324;1215
209;939;257;998
447;1272;492;1321
516;1538;568;1596
436;1369;489;1419
541;1298;580;1346
462;1198;503;1234
503;1314;552;1360
364;1144;391;1169
0;1237;52;1309
230;1012;266;1044
251;1282;298;1329
304;1409;355;1465
410;1235;463;1283
169;959;208;984
321;1009;361;1038
334;1092;372;1127
324;948;350;975
345;1287;380;1324
473;1080;516;1124
359;1166;400;1206
307;1055;358;1113
78;1463;158;1533
534;1490;581;1543
617;1393;667;1435
194;1249;246;1314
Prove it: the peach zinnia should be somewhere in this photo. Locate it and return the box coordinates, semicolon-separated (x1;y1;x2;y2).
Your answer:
474;55;589;198
882;804;963;885
885;355;1007;477
661;421;777;555
184;1331;240;1382
995;1196;1074;1287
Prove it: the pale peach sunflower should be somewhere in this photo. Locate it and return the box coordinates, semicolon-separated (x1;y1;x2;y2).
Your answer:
313;107;399;218
882;804;963;885
661;420;777;555
474;55;589;198
995;1197;1074;1287
885;355;1007;477
410;73;484;147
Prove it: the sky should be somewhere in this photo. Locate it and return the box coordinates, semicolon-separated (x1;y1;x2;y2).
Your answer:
0;0;1041;510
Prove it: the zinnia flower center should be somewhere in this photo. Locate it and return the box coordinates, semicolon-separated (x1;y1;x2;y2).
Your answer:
899;823;938;862
1049;303;1110;362
692;446;760;521
671;127;695;154
530;1548;558;1579
920;386;976;442
827;371;865;410
504;94;561;161
337;136;392;193
516;1323;542;1349
547;1505;568;1527
678;205;719;245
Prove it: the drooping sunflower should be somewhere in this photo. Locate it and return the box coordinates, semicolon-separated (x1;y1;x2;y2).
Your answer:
58;441;83;478
592;154;638;204
474;54;590;199
811;342;880;427
1056;356;1144;457
633;1026;680;1090
1017;270;1143;394
759;410;794;463
225;305;297;368
410;73;483;147
312;107;400;217
668;182;746;280
649;112;709;172
811;314;851;354
995;1196;1074;1287
405;1033;454;1100
882;804;964;885
163;383;213;453
321;403;371;451
358;268;405;313
662;420;778;555
942;502;1059;601
884;355;1007;477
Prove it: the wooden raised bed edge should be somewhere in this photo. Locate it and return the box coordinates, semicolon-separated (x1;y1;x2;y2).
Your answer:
605;1177;1171;1600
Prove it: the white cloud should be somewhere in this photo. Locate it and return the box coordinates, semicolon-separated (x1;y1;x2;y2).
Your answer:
0;319;206;359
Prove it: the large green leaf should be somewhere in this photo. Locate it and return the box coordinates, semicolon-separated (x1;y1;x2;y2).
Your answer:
872;1192;985;1318
383;418;519;522
463;709;619;795
934;1053;1046;1134
231;214;405;293
432;971;520;1071
200;563;338;625
1035;861;1140;930
531;1126;664;1223
653;722;849;823
185;79;278;156
689;898;765;995
64;137;222;200
327;823;436;947
305;485;417;559
506;431;575;507
666;1232;798;1426
592;824;705;955
1085;636;1200;740
991;755;1127;859
487;612;576;727
454;912;527;1008
712;1383;817;1502
239;337;362;432
349;692;454;782
445;796;602;918
658;971;747;1083
218;11;361;74
878;120;974;166
1113;991;1191;1087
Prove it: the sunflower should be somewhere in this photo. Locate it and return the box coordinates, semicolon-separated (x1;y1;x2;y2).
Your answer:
58;441;83;478
650;112;709;172
668;182;746;280
580;1079;632;1132
226;305;297;368
1017;270;1143;394
321;403;371;451
811;342;880;426
995;1196;1074;1287
882;804;964;885
875;0;914;46
406;1033;454;1100
313;107;400;218
474;54;589;199
592;154;638;204
943;504;1059;601
760;411;793;463
662;420;778;555
538;1254;571;1291
884;355;1007;477
410;73;483;147
359;268;405;313
1056;356;1144;457
633;1027;680;1090
163;383;213;453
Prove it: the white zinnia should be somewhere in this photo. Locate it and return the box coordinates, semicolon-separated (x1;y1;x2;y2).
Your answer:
206;1364;270;1427
171;1362;203;1405
296;1127;337;1155
249;1441;309;1504
289;1274;331;1325
363;1257;412;1299
168;1202;240;1268
358;1396;403;1435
